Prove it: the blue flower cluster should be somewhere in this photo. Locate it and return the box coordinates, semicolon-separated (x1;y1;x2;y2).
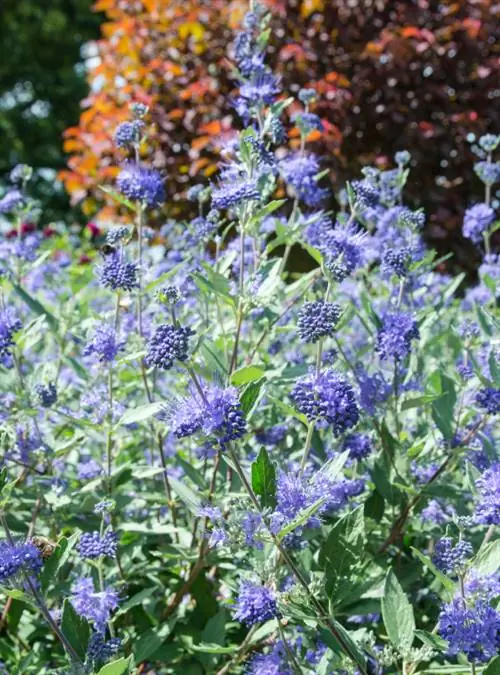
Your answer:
77;531;118;559
145;324;194;370
297;300;342;343
0;542;42;582
98;251;139;292
233;580;278;626
432;537;473;575
292;370;359;436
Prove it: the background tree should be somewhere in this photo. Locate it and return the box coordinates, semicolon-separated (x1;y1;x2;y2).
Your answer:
0;0;102;222
61;0;499;272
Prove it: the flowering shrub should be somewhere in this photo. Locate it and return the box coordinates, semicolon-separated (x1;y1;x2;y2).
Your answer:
0;5;499;675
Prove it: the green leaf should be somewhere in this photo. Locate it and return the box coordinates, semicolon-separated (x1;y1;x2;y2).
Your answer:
381;570;415;652
277;497;325;541
401;394;442;411
114;587;157;617
60;599;90;661
364;490;385;522
97;656;133;675
320;506;365;598
248;199;287;229
134;625;172;663
191;643;235;654
414;630;448;651
251;447;277;509
231;365;265;386
200;609;227;647
169;476;202;515
473;540;500;577
483;656;500;675
12;284;58;331
99;185;137;212
319;621;366;670
117;401;165;426
429;372;457;440
240;378;266;417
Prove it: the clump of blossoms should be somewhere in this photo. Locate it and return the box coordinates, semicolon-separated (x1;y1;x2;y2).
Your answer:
0;7;499;675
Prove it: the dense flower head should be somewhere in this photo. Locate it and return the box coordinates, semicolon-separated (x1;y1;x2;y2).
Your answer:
0;308;22;367
291;369;359;436
474;462;500;525
376;311;419;360
463;204;495;245
168;383;246;445
211;174;260;211
105;227;129;245
255;424;287;446
280;154;328;207
0;190;24;214
292;112;323;134
238;70;281;108
297;300;341;343
432;537;473;575
34;382;57;408
71;577;120;633
343;433;372;460
77;531;118;560
78;458;102;481
145;324;194;370
395;150;411;166
357;369;392;415
438;597;500;663
83;324;125;363
246;642;292;675
98;251;138;292
421;499;454;525
322;223;367;281
233;580;278;626
116;164;165;208
86;633;121;667
382;247;412;277
0;542;43;582
474;161;500;186
476;387;500;416
113;120;144;148
352;179;380;208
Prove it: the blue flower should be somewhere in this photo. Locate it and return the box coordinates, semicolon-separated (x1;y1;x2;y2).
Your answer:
463;204;495;245
246;642;292;675
474;161;500;186
83;324;125;363
0;190;24;214
342;433;372;460
376;311;419;360
382;247;412;277
113;120;144;148
86;633;121;667
476;387;500;416
70;577;120;633
0;308;22;368
145;324;194;370
438;597;500;663
475;462;500;525
432;537;473;575
0;542;42;582
280;154;328;207
77;531;118;560
291;369;359;436
211;165;260;211
233;580;278;626
98;251;139;292
34;382;57;408
297;300;342;343
116;164;165;208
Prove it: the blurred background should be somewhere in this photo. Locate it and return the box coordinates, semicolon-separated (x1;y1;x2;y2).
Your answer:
0;0;499;273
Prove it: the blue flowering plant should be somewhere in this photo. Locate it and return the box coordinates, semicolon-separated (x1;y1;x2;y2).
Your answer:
0;4;498;674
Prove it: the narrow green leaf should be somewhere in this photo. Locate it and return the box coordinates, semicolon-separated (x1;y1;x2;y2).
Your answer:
251;447;276;509
381;570;415;652
13;284;58;331
134;625;171;662
40;534;78;592
240;378;266;417
430;372;457;440
414;629;447;651
483;656;500;675
191;643;235;654
277;497;325;541
473;540;500;577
